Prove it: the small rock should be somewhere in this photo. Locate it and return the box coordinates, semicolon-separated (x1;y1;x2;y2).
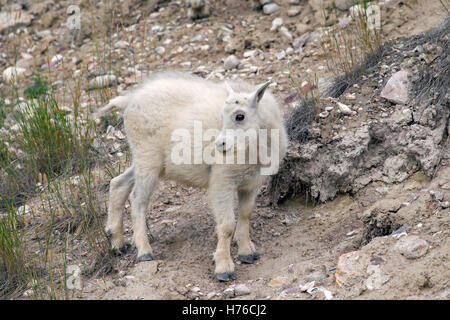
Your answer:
270;17;283;32
395;236;429;259
206;292;216;299
274;51;286;60
223;287;235;298
2;66;26;83
440;201;450;209
114;41;130;49
289;0;300;4
191;34;203;42
318;111;329;118
279;27;293;42
335;0;354;10
234;284;251;296
287;6;301;17
429;190;444;202
440;182;450;190
335;251;366;287
263;3;280;15
380;70;410;104
224;43;236;53
346;230;358;237
268;276;289;288
224;55;240;70
337;102;355;115
155;47;165;56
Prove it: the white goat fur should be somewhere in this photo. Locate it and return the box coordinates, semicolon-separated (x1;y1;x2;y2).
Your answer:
103;71;287;280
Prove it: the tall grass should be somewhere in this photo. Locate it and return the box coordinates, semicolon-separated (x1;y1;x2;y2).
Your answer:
0;75;116;299
321;0;383;82
14;96;93;179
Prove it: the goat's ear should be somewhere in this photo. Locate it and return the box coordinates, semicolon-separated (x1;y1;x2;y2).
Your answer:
249;81;270;108
225;81;234;97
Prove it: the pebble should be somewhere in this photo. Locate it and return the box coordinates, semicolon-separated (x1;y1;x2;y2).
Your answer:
263;3;280;15
279;27;293;42
274;51;286;60
224;55;240;70
335;251;366;287
206;292;216;299
380;70;410;105
337;102;355;115
222;287;235;298
2;66;26;82
395;236;429;259
271;17;283;32
429;190;444;202
319;111;329;118
335;0;354;11
268;276;289;288
234;284;251;296
287;6;302;17
191;34;203;42
114;40;130;49
155;47;165;56
440;201;450;209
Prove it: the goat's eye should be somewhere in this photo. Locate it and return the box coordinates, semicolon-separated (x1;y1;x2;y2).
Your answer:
235;100;239;104
235;114;245;122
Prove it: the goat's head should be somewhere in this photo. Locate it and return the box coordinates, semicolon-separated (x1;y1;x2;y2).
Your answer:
215;81;270;154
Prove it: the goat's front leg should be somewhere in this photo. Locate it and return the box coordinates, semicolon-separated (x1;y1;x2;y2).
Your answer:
130;170;159;261
208;179;236;281
235;186;259;264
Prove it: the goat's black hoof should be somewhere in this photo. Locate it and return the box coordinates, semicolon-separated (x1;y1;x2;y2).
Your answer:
137;253;154;261
216;272;236;282
119;243;131;254
238;253;260;264
111;243;130;256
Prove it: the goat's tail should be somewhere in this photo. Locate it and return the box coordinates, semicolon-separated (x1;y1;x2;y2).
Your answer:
94;95;128;119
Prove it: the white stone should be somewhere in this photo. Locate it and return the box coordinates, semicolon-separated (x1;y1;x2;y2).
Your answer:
380;70;410;104
224;55;240;70
114;41;130;49
271;17;283;32
2;66;26;83
263;3;280;15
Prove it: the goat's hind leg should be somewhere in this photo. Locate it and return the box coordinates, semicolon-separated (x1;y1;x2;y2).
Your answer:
130;169;160;261
105;166;135;254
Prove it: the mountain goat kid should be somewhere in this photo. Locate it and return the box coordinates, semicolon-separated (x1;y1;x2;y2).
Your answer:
101;72;287;281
